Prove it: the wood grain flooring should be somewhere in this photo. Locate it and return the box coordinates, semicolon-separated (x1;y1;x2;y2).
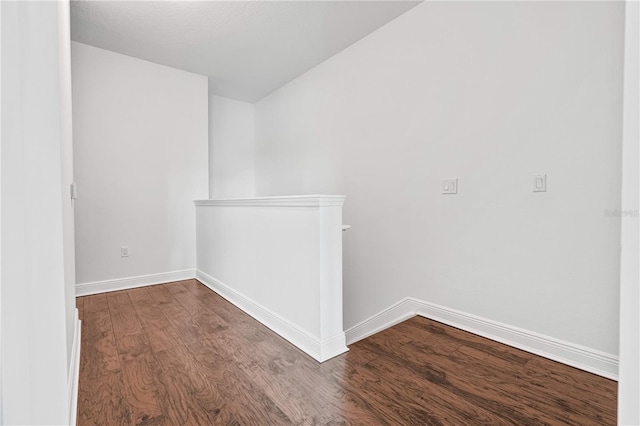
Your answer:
77;280;617;425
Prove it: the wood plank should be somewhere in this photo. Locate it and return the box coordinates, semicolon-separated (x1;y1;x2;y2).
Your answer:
107;291;172;425
360;337;555;424
405;316;532;365
77;369;133;426
350;348;512;425
161;282;294;424
144;280;292;423
188;344;293;425
81;294;122;376
118;352;169;426
153;345;242;425
132;286;233;423
145;283;192;320
107;291;144;340
180;279;253;326
77;282;617;425
521;357;617;425
77;294;132;426
152;284;231;350
127;287;183;352
177;280;525;424
212;317;337;424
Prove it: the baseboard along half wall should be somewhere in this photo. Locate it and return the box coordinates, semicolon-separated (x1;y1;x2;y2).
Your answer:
196;270;348;362
68;308;82;426
345;297;619;381
75;269;196;296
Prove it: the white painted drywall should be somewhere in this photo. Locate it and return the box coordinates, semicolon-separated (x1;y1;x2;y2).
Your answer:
618;0;640;423
1;0;4;418
72;42;208;285
209;95;255;198
254;1;624;357
195;196;347;361
58;0;77;371
1;1;74;423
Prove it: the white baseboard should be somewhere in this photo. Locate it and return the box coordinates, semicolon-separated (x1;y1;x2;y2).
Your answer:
345;298;418;344
196;270;348;362
320;333;349;362
75;269;196;296
346;297;619;380
68;309;81;426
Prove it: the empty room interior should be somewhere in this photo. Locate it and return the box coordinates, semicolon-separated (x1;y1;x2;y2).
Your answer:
1;0;639;425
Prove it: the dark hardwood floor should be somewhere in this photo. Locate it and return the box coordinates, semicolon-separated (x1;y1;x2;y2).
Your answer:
77;280;617;425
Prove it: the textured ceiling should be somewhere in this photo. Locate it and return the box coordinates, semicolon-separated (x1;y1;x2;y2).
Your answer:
70;1;420;102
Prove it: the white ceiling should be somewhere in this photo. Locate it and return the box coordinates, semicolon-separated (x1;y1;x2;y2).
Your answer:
70;1;420;102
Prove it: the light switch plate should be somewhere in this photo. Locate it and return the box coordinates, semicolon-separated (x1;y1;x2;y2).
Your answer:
442;178;458;194
533;174;547;192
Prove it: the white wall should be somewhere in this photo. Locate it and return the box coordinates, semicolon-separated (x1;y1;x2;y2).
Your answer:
72;42;208;286
195;196;347;361
618;0;640;423
58;0;76;371
0;0;4;417
209;95;254;198
254;1;624;359
0;0;4;414
1;1;74;423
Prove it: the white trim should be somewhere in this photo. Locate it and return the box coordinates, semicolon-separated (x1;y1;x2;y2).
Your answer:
346;297;619;380
345;298;417;344
196;270;348;362
0;1;3;418
320;333;349;362
194;194;346;207
75;269;196;296
67;309;81;426
618;0;640;422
